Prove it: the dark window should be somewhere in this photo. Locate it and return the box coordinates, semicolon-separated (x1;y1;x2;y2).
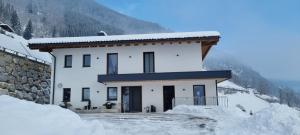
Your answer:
82;88;90;101
144;52;155;73
107;87;117;101
63;88;71;102
83;54;91;67
107;53;118;74
64;55;72;68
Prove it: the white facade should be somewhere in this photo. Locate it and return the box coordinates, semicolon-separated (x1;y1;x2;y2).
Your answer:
49;41;223;112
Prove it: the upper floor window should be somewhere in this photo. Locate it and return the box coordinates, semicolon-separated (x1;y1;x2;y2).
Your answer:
63;88;71;102
64;55;72;68
82;88;90;101
107;53;118;74
83;54;91;67
143;52;155;73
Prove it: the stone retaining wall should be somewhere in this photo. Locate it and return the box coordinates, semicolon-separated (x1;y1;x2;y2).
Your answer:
0;50;51;104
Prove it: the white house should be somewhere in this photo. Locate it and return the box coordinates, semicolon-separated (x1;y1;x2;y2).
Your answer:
28;31;231;113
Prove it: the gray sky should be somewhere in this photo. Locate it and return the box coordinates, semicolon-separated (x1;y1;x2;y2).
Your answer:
97;0;300;81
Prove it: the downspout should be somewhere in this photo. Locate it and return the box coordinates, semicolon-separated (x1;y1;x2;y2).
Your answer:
49;52;56;104
215;80;219;106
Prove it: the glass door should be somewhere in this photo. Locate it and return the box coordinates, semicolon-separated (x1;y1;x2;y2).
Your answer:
193;85;205;105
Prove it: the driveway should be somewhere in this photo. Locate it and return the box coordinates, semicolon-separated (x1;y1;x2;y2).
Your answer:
80;113;216;135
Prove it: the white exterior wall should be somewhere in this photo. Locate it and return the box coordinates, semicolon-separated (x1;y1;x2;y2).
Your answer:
51;42;218;112
105;79;217;112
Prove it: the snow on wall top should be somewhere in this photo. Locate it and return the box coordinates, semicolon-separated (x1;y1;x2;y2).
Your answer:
0;31;51;63
28;31;220;44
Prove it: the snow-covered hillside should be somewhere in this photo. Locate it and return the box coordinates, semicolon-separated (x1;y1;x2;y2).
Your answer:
0;30;51;63
218;81;271;112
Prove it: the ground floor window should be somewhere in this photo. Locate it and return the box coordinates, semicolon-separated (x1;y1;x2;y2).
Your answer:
82;88;90;101
63;88;71;102
107;87;117;101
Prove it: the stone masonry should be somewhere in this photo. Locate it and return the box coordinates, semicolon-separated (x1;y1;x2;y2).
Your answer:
0;50;51;104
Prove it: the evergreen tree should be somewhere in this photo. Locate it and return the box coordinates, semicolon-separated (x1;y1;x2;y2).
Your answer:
10;10;22;35
26;1;33;14
23;19;33;40
0;0;3;18
52;26;57;37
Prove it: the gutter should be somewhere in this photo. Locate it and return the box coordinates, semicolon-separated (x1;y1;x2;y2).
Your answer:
48;52;56;104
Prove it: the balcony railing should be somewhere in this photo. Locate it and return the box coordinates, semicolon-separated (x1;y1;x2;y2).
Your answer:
172;96;228;108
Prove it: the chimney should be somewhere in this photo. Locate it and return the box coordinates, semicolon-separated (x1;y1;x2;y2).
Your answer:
97;31;108;36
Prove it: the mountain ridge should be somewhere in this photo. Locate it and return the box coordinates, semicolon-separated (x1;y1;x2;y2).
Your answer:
1;0;169;37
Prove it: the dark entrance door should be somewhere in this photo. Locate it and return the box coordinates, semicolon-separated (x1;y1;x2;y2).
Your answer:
121;86;142;112
163;86;175;111
193;85;206;105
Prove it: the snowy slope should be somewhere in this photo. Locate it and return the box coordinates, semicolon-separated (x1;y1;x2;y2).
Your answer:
218;81;271;113
0;31;51;63
218;81;246;91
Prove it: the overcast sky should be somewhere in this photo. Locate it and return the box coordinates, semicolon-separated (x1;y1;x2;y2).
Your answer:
97;0;300;81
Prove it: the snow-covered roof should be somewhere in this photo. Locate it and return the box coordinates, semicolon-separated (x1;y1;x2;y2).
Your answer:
0;31;51;63
28;31;220;44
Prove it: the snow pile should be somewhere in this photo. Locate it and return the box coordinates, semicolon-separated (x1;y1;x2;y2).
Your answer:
167;105;248;134
0;31;51;63
168;104;300;135
0;95;106;135
227;103;300;135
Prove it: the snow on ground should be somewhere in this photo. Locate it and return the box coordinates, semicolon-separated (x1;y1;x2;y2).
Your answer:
1;82;300;135
81;113;216;135
0;31;51;63
0;95;105;135
168;104;300;135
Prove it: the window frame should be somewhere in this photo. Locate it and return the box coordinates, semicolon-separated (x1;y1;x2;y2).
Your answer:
82;54;91;67
64;55;72;68
107;53;118;75
63;88;71;102
143;52;155;73
107;87;118;101
81;87;90;101
193;85;206;105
